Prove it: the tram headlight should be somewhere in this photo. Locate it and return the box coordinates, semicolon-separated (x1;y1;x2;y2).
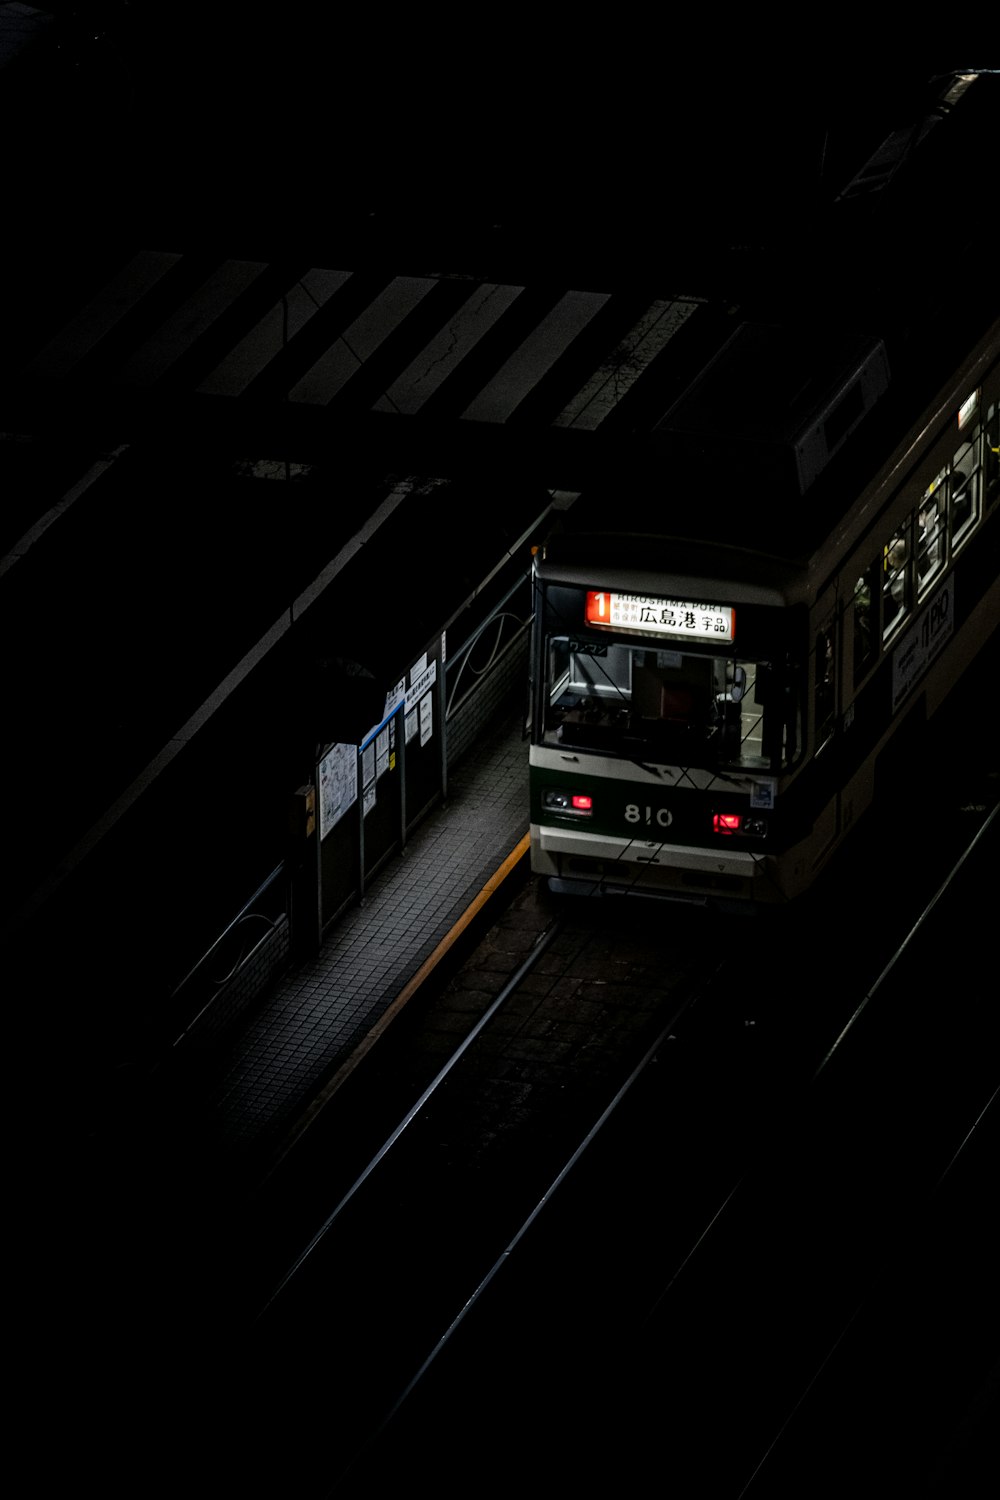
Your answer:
543;789;594;816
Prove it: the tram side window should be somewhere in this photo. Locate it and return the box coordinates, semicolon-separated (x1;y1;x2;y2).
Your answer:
852;566;877;685
882;521;911;642
814;626;836;751
951;429;982;554
917;468;946;598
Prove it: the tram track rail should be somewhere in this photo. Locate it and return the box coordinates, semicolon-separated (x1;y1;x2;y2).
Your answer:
44;637;995;1499
339;805;1000;1498
739;1083;999;1499
50;675;996;1499
256;910;570;1315
197;800;1000;1498
729;808;1000;1497
248;896;718;1299
176;887;723;1492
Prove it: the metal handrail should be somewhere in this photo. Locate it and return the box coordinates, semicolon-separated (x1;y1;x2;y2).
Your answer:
446;612;531;718
169;862;287;1046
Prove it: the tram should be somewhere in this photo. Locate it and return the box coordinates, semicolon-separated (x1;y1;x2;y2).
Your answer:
528;312;1000;905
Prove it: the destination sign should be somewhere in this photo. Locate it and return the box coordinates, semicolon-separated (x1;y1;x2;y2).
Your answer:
585;590;735;642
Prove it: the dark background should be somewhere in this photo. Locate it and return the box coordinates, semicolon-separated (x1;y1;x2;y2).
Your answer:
3;7;976;264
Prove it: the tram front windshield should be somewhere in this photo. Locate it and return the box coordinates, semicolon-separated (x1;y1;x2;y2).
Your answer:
540;632;798;771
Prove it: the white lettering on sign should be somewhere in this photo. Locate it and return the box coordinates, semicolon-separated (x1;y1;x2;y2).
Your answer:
892;575;955;712
624;803;673;828
406;658;437;709
587;590;734;642
419;691;433;746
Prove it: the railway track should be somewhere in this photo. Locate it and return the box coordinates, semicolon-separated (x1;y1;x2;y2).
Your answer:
153;887;722;1486
230;788;1000;1489
317;808;999;1499
118;761;984;1499
42;643;997;1497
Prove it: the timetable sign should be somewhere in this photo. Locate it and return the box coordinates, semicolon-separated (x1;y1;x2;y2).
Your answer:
585;590;735;642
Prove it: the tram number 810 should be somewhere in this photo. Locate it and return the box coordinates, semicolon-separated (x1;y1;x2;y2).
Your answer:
625;803;674;828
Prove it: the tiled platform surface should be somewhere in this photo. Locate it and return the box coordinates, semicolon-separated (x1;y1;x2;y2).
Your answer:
198;706;529;1169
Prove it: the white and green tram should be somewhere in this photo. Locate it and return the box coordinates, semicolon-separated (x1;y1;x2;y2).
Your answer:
529;315;1000;906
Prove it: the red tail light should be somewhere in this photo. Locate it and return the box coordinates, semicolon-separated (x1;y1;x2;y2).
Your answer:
542;788;594;817
713;813;742;835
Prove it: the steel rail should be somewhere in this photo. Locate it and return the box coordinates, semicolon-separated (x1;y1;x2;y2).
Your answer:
345;970;714;1480
736;1080;1000;1498
255;914;565;1319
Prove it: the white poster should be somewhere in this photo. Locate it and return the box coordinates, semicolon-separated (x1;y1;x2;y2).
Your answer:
405;658;437;710
419;690;433;747
318;743;357;837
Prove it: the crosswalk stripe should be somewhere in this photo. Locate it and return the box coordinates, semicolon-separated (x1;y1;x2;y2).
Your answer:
553;297;701;429
372;282;524;415
198;268;354;396
459;288;612;424
13;252;719;460
115;259;269;387
23;250;182;381
289;275;438;405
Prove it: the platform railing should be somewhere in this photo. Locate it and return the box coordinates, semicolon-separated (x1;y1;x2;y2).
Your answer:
444;571;532;766
168;862;290;1050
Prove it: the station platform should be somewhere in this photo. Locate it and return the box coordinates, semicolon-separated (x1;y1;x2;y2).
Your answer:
173;705;530;1185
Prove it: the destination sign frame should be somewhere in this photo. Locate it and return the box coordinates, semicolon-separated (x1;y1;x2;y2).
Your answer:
585;590;735;643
